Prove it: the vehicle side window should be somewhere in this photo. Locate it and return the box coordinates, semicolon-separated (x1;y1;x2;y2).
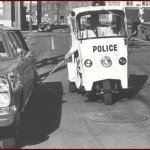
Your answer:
13;31;29;51
0;34;9;58
15;31;29;51
6;33;18;57
7;32;20;50
0;35;6;53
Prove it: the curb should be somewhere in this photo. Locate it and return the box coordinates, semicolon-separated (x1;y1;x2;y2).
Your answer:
21;30;37;36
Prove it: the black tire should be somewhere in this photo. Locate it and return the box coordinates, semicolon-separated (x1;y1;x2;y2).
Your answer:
103;80;113;105
146;35;149;40
87;93;96;101
69;82;77;92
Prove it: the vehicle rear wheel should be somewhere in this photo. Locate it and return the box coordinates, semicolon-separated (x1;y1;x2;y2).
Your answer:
69;82;77;92
103;80;113;105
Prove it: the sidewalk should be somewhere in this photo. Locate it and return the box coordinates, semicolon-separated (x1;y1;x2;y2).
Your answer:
21;30;37;36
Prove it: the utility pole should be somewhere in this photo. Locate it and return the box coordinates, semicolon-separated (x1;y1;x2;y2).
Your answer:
37;1;41;25
29;1;32;32
56;3;60;25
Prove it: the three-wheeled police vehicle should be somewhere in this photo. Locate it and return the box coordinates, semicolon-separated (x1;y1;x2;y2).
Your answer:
66;6;133;105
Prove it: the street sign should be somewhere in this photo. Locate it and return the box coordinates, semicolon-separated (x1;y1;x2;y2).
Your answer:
139;8;144;15
106;1;126;6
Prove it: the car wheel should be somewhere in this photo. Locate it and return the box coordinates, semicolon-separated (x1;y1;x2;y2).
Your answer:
0;126;19;149
87;93;96;101
69;82;77;92
103;80;113;105
146;35;149;40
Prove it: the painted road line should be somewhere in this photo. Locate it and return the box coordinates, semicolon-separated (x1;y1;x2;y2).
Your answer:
51;36;55;50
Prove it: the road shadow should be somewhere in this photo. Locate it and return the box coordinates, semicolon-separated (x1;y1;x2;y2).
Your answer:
116;74;148;102
81;74;148;104
36;55;65;69
18;81;63;147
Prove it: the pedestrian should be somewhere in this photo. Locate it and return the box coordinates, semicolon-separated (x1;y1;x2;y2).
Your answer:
132;18;141;36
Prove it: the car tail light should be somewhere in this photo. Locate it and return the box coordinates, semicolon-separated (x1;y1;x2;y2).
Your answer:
0;77;10;107
119;57;127;65
101;56;112;67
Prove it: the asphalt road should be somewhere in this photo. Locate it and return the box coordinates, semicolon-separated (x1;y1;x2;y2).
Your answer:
19;29;150;148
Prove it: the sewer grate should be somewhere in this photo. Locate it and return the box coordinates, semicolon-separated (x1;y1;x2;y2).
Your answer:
89;112;148;123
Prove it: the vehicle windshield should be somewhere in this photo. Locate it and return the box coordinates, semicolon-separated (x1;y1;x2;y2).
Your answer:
77;10;126;40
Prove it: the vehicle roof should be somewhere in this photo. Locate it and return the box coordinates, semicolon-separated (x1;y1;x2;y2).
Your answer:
0;25;19;32
70;6;125;17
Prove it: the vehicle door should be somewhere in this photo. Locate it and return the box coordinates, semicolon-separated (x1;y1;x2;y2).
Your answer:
5;31;33;103
13;30;36;84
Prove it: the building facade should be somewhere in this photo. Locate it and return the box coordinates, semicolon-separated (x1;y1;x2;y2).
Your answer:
0;1;13;26
41;1;68;24
0;1;150;30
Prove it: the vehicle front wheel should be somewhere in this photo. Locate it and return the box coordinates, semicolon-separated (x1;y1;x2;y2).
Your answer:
69;82;77;93
103;80;113;105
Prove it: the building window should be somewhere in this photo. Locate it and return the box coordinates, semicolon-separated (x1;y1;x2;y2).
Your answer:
0;1;4;14
48;4;51;10
127;1;133;6
142;1;149;6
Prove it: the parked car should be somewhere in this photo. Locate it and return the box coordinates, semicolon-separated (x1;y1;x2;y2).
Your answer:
0;26;37;148
38;22;53;32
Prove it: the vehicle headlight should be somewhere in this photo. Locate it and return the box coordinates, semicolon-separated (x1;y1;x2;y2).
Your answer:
84;59;92;67
119;57;127;65
101;56;112;67
0;78;10;107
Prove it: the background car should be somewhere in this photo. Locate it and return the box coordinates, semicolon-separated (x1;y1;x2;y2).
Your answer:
38;22;53;32
0;26;37;148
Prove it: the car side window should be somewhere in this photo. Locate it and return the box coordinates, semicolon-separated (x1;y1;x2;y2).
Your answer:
12;31;27;51
0;34;9;58
0;35;6;53
14;31;29;51
7;32;20;50
6;32;18;57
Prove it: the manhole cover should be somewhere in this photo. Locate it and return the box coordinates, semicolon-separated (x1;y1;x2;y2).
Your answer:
89;112;148;123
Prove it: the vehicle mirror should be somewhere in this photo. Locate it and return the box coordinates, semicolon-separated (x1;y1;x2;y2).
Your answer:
16;48;25;57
